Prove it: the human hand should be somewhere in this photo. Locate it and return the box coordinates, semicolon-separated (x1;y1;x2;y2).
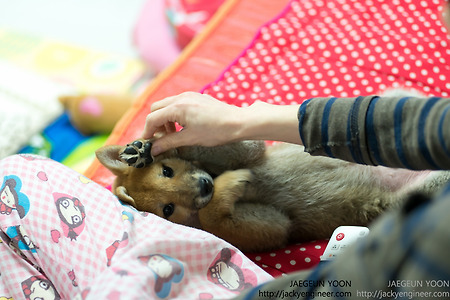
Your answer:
143;91;302;156
142;92;244;155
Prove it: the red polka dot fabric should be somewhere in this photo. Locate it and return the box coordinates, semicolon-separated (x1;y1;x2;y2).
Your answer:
246;240;328;277
201;0;450;277
202;0;450;105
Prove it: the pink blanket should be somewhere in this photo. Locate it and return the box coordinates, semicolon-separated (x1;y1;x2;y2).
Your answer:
0;155;271;299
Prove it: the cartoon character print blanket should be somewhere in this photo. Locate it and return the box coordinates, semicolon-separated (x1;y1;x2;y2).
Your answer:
0;155;271;299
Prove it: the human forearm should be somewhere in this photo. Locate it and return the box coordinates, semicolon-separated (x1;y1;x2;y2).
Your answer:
232;101;302;144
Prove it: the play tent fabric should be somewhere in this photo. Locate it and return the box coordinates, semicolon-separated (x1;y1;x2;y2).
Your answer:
86;0;450;277
85;0;290;187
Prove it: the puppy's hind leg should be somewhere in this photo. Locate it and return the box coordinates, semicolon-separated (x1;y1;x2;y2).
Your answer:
199;169;291;252
412;171;450;197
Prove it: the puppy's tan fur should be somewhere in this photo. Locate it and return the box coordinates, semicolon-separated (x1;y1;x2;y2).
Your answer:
96;140;449;252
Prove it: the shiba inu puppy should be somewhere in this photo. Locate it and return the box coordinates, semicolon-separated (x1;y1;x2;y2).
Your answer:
96;139;449;252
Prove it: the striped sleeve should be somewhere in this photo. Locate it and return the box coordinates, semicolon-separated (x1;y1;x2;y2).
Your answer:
298;96;450;170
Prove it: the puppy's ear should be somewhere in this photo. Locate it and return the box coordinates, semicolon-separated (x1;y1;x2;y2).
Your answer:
115;186;137;207
95;145;129;176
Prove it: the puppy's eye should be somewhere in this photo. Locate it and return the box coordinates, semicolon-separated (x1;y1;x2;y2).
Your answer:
162;165;174;178
163;203;174;218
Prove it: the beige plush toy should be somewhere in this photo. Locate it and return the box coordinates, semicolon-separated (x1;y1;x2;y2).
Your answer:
59;94;134;135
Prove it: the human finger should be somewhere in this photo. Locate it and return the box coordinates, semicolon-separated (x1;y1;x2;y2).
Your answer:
151;130;195;156
142;106;178;139
150;94;179;112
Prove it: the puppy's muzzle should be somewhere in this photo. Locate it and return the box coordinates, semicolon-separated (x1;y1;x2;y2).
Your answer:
195;175;214;209
200;177;213;197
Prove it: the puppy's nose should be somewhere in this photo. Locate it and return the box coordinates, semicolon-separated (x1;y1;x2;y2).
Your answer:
199;177;213;197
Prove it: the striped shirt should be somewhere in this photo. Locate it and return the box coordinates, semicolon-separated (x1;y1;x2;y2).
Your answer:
298;96;450;170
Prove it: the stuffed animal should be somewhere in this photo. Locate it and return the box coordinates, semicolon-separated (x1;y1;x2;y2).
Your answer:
59;94;134;135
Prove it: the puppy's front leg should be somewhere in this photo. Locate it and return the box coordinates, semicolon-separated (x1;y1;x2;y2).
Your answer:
199;169;291;252
119;139;154;168
119;139;178;168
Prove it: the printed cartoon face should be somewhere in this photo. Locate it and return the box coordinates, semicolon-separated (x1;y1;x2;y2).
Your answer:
56;197;84;227
207;248;255;292
0;176;29;218
22;276;60;300
138;254;184;298
147;255;173;278
1;185;15;208
210;261;240;290
29;279;57;300
52;193;86;241
18;225;36;251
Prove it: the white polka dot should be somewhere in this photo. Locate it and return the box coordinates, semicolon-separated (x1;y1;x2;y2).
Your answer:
270;252;276;257
305;257;311;263
255;256;261;261
306;59;315;66
275;263;282;269
315;245;322;249
356;58;365;66
299;247;306;251
306;46;315;53
290;260;297;265
334;47;343;54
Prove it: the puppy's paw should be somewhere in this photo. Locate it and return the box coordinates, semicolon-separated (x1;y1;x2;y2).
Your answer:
119;139;153;168
232;169;254;186
215;169;254;198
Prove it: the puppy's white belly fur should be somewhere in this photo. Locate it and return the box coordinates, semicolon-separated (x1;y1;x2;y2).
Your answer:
371;166;431;192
